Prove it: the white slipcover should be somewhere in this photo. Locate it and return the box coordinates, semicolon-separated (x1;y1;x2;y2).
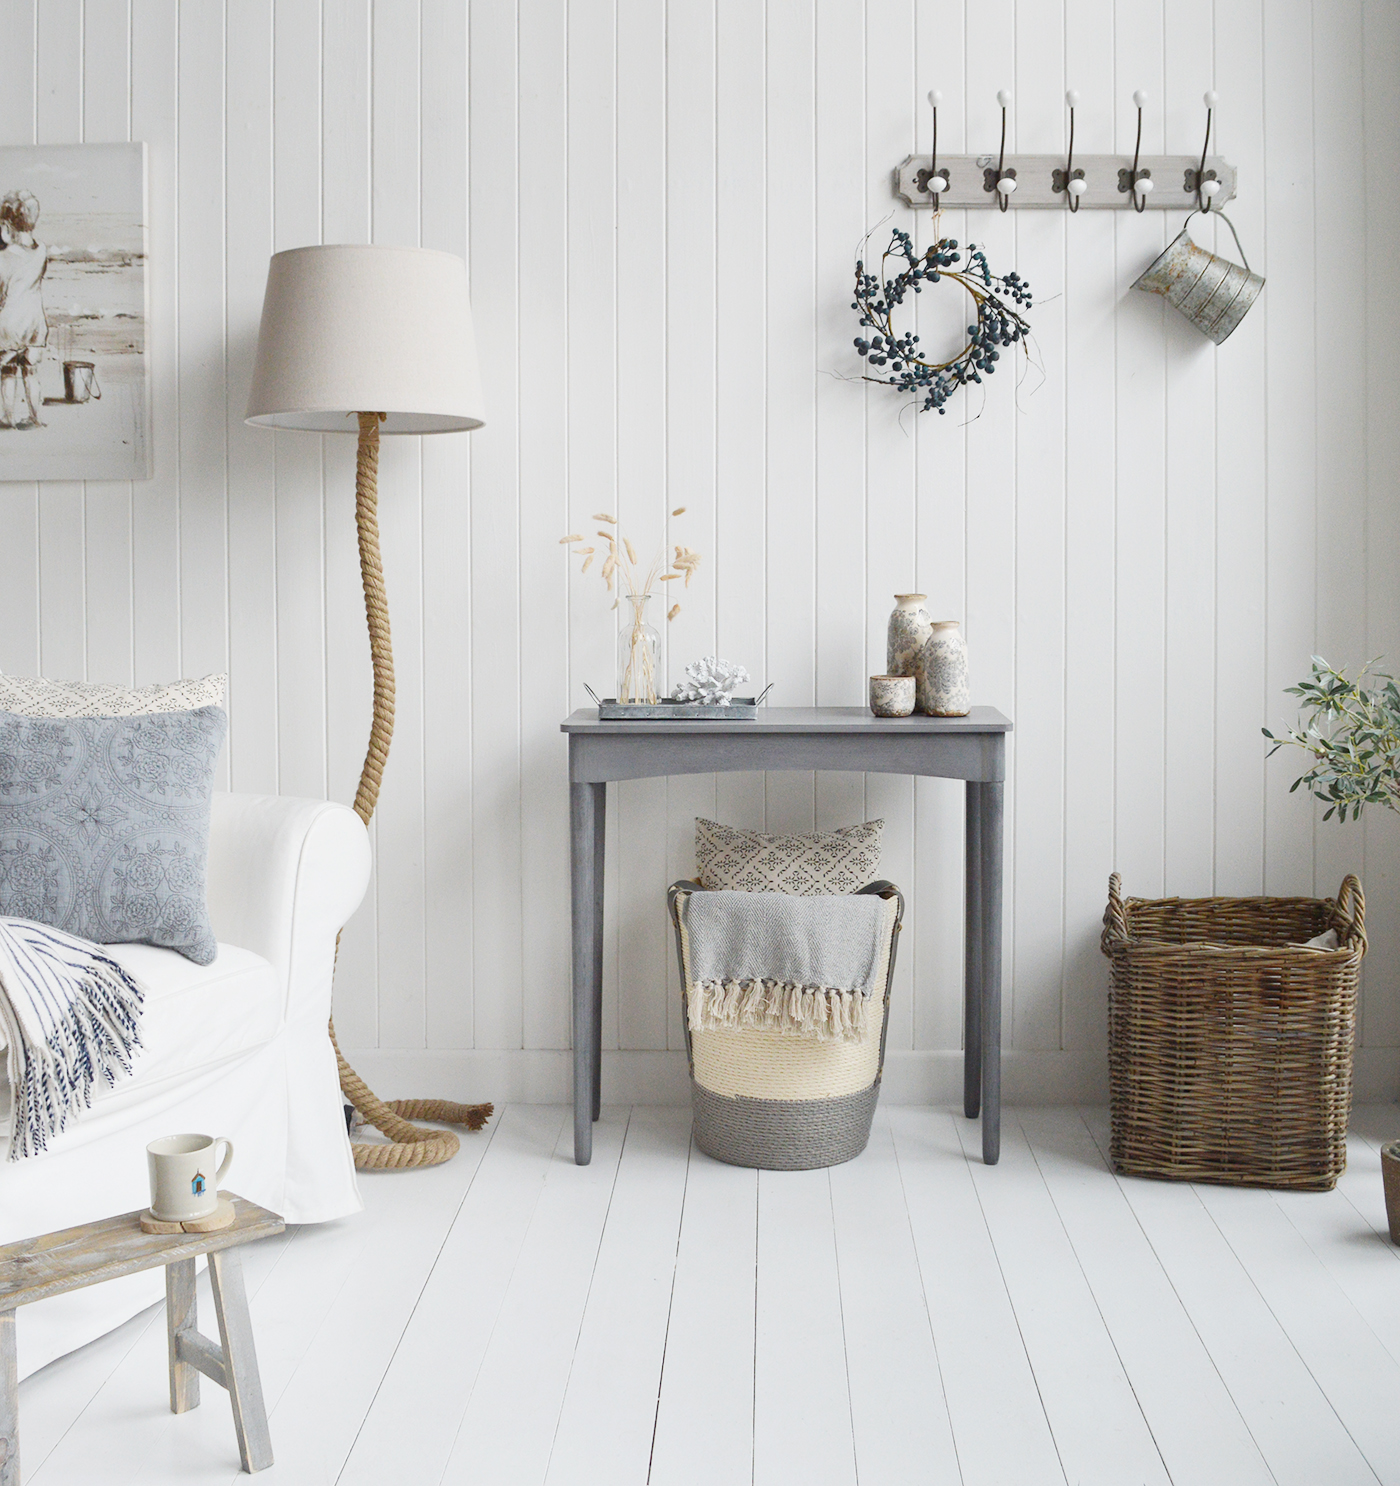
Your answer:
0;792;372;1379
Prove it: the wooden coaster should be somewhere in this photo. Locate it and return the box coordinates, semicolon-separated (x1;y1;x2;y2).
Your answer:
140;1194;236;1235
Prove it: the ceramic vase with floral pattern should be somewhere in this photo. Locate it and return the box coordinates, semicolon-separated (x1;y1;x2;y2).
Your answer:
886;594;933;689
917;620;970;716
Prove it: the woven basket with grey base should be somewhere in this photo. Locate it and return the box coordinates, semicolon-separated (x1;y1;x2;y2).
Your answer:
667;879;904;1170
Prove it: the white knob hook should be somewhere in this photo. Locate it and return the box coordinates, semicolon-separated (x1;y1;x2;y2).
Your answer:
1197;90;1220;210
1063;89;1083;210
925;90;946;202
994;91;1014;210
1130;90;1150;210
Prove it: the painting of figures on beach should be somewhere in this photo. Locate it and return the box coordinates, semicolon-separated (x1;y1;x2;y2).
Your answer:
0;143;149;481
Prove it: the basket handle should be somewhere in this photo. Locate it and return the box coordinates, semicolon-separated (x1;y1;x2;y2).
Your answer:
1335;873;1367;954
1102;872;1128;954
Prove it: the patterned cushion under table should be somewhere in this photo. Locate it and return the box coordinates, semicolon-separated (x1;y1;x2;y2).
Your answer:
668;880;903;1170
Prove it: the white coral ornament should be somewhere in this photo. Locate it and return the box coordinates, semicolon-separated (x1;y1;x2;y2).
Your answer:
672;656;750;706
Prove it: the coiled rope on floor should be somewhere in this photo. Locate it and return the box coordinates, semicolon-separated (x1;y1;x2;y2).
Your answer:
330;412;493;1171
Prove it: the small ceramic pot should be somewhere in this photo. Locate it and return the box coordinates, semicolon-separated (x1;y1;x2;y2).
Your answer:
917;620;970;716
869;675;915;718
1383;1142;1400;1244
886;595;933;680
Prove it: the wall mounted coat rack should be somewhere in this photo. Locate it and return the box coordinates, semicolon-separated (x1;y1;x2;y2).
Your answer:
896;90;1236;212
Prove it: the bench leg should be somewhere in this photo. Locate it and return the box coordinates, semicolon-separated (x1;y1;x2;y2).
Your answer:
0;1310;17;1486
208;1249;274;1473
166;1259;200;1413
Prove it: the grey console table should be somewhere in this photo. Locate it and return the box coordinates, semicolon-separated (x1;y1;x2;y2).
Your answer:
561;705;1012;1167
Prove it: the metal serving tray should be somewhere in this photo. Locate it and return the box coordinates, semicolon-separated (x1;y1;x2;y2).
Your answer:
586;685;771;722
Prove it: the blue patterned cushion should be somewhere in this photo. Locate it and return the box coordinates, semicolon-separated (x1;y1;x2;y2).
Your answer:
0;706;227;964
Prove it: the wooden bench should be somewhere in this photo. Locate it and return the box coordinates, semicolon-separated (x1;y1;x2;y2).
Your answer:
0;1194;282;1482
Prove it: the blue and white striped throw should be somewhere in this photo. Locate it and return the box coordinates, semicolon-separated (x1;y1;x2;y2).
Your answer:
0;918;145;1161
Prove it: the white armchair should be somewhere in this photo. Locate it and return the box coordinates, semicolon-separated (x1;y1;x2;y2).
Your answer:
1;792;372;1379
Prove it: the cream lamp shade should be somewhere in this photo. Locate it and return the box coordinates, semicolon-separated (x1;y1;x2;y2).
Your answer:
245;244;485;434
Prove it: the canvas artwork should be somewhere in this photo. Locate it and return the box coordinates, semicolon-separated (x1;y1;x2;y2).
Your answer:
0;143;149;481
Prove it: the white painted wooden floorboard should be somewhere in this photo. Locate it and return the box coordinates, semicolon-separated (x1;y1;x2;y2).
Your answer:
1018;1109;1273;1486
960;1113;1170;1486
25;1107;1400;1486
1188;1181;1400;1484
888;1107;1064;1486
647;1143;758;1486
1268;1178;1400;1369
337;1104;569;1486
545;1108;693;1486
830;1109;960;1486
1075;1111;1378;1486
438;1112;631;1484
752;1167;856;1486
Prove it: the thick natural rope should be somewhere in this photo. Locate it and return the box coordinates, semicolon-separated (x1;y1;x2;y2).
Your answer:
331;412;493;1170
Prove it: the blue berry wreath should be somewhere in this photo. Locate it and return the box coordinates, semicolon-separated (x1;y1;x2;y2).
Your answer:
853;227;1033;415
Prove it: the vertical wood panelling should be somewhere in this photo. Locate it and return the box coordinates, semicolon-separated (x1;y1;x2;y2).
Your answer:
36;0;86;685
0;0;41;678
1059;0;1117;1056
321;0;378;1048
1211;0;1268;903
911;0;969;1056
82;0;136;689
1010;0;1067;1052
2;2;1397;1094
271;0;326;803
1361;0;1400;1048
616;0;671;1053
1261;3;1318;897
713;0;768;844
1162;0;1219;902
372;0;427;1049
224;0;277;797
421;0;474;1052
863;0;917;1052
663;0;719;1053
516;0;571;1054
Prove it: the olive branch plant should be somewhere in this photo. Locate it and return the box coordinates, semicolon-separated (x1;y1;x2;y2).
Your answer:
1264;657;1400;822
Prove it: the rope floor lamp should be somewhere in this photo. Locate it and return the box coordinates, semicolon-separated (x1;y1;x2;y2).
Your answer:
247;246;492;1170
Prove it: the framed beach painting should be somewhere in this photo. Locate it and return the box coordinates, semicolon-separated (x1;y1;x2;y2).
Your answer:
0;143;150;481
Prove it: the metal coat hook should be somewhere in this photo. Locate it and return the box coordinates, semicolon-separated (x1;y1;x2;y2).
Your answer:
917;90;949;207
1192;90;1223;211
991;90;1016;210
1123;90;1153;211
1055;89;1086;211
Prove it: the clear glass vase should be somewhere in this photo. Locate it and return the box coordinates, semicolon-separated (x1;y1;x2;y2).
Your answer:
617;593;661;704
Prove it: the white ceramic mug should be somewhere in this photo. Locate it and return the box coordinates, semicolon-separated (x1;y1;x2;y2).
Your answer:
146;1133;234;1221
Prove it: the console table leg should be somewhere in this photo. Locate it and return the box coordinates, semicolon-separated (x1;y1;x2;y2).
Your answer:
963;782;983;1120
208;1249;273;1473
166;1259;199;1413
571;780;605;1164
979;781;1004;1166
590;782;606;1124
0;1310;17;1486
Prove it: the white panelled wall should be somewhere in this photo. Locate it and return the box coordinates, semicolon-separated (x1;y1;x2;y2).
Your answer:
3;0;1398;1104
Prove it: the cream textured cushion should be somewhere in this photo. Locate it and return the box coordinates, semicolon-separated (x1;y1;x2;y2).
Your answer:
0;673;227;719
694;817;883;896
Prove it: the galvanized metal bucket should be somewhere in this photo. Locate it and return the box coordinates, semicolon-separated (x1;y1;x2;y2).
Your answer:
1133;210;1263;344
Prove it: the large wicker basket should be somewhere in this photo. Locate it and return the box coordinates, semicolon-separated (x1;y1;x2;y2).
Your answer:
1101;873;1365;1191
